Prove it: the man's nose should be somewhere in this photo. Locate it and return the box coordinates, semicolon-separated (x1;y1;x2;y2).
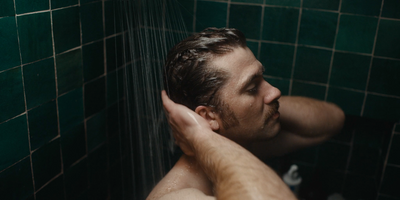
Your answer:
264;84;281;105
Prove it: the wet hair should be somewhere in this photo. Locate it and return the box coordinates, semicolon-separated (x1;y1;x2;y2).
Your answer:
163;27;247;113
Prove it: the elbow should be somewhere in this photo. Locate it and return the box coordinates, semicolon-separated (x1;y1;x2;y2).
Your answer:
329;103;346;136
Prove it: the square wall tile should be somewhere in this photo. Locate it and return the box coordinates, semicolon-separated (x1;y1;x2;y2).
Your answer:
104;0;117;37
293;46;332;83
382;0;400;19
28;100;58;150
368;58;400;96
374;19;400;59
343;174;378;200
247;41;259;58
363;94;400;122
88;145;108;200
175;0;195;32
107;69;124;106
83;41;104;82
327;87;364;116
80;2;103;44
229;4;262;40
0;68;25;123
87;110;106;152
64;158;88;200
303;0;340;11
341;0;382;16
0;0;15;17
348;145;380;176
58;88;84;133
23;58;56;109
51;0;78;9
232;0;263;3
0;158;33;199
259;43;295;78
291;81;326;100
262;7;299;43
195;1;227;32
106;36;123;72
35;175;65;200
56;48;83;95
0;17;21;71
395;124;400;132
15;0;49;15
264;0;300;7
52;6;81;54
298;10;338;48
265;77;290;95
387;134;400;165
84;77;106;117
380;165;400;197
353;117;392;148
17;12;53;64
32;138;62;189
335;14;378;54
0;115;29;171
329;52;370;90
317;141;350;170
61;123;86;170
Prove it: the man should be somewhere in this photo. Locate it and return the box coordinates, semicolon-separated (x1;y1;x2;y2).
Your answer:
147;28;345;199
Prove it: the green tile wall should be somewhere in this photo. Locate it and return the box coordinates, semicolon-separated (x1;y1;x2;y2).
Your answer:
0;0;130;199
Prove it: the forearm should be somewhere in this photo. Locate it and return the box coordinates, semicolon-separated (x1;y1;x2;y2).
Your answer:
279;96;345;138
193;130;296;200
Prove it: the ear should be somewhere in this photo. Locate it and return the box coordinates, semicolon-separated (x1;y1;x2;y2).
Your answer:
194;106;220;131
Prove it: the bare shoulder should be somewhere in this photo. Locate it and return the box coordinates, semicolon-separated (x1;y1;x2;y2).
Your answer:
147;155;214;200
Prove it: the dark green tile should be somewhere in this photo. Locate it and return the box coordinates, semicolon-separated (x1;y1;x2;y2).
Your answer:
58;88;84;133
341;0;382;16
15;0;49;14
18;12;53;64
61;123;86;169
0;68;25;123
343;174;377;200
298;10;338;48
247;41;259;58
0;17;21;71
23;58;56;109
106;36;123;72
64;159;88;200
28;100;58;150
291;81;326;100
388;134;400;165
85;77;106;117
375;19;400;59
377;195;400;200
368;58;400;96
107;102;123;137
175;0;194;32
260;43;294;78
313;169;345;195
0;115;29;171
262;7;299;43
287;145;319;164
106;69;124;106
229;4;262;40
80;2;103;44
303;0;340;10
380;165;400;197
81;0;99;4
330;52;370;90
36;175;65;200
104;0;116;36
56;48;83;95
32;138;62;189
195;1;227;32
317;141;350;170
83;41;104;82
353;117;392;148
88;145;108;200
382;0;400;19
0;0;15;17
335;14;378;54
53;6;80;54
327;87;364;116
294;46;332;83
396;124;400;132
348;145;380;176
232;0;263;3
87;110;106;152
51;0;78;9
332;115;357;143
265;0;300;7
0;158;33;199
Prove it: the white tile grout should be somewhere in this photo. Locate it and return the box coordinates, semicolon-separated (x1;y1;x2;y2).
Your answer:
288;0;303;96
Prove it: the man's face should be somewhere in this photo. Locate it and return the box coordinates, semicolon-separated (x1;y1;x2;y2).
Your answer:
211;47;281;144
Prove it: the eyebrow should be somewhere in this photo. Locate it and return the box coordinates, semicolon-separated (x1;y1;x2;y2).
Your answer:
240;65;265;90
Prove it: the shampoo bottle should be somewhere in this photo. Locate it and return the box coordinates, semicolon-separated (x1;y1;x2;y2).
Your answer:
283;164;302;196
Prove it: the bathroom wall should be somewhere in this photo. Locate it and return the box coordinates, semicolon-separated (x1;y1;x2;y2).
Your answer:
178;0;400;199
0;0;131;199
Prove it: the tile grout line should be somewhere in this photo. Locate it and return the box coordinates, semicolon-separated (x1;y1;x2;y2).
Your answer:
361;0;384;117
288;0;303;96
324;0;343;101
256;0;266;59
226;0;231;28
193;0;197;32
341;128;356;194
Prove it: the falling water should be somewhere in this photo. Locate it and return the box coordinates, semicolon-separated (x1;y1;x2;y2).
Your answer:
114;0;189;199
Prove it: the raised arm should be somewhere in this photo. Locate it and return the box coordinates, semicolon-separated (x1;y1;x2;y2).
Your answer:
154;91;296;200
252;96;345;158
